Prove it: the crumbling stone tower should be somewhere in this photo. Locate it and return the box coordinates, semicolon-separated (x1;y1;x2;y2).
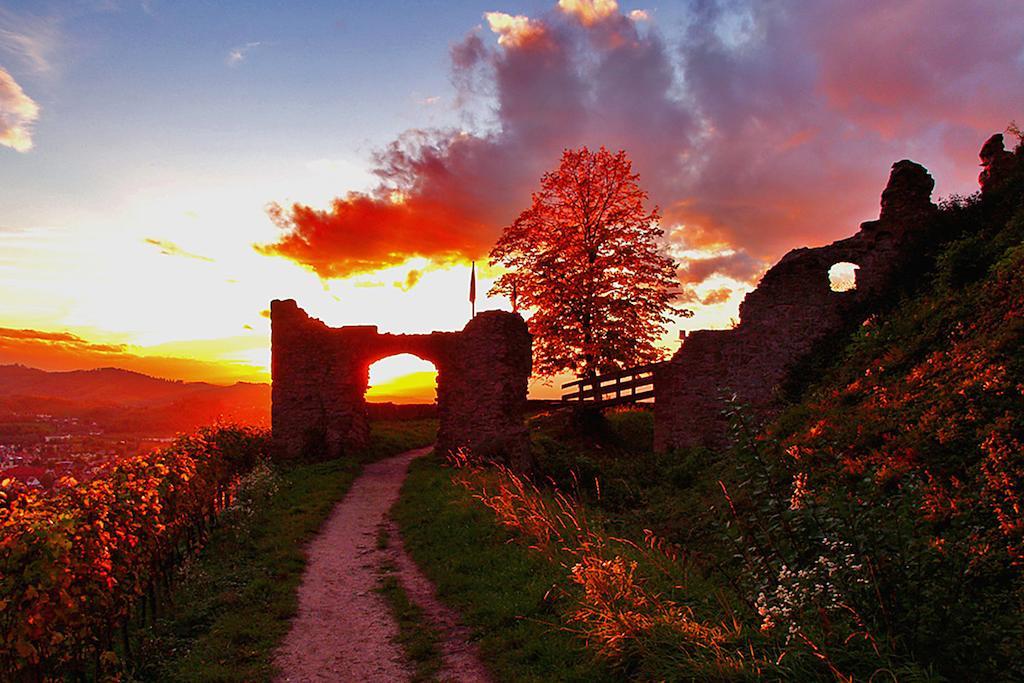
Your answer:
654;159;939;451
270;300;532;462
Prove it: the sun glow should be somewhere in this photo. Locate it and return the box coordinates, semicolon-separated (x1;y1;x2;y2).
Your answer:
366;353;437;403
0;144;514;386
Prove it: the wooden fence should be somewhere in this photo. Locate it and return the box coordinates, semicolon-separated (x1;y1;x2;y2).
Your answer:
560;362;662;406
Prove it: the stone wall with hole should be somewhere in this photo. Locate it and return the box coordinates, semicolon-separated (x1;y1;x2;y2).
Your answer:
654;160;939;451
655;134;1021;451
271;300;532;462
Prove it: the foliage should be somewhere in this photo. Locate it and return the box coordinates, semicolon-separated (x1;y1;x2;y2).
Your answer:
745;208;1024;680
0;425;269;680
700;167;1024;679
528;408;724;547
489;147;684;378
0;418;437;681
693;173;1024;679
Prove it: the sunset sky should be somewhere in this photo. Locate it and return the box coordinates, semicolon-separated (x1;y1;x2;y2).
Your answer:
1;0;1022;401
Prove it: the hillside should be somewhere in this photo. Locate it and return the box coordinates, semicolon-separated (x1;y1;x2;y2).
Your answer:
745;138;1024;676
0;364;262;405
0;364;270;434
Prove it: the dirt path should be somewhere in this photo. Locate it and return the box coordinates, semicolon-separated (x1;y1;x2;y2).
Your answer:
274;446;491;683
382;516;493;682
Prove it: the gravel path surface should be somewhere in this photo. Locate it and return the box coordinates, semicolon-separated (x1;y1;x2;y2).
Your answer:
274;446;490;683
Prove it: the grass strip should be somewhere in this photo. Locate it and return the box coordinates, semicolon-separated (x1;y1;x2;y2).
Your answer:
375;532;444;683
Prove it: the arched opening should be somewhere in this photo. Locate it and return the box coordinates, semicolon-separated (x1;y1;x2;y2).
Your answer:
828;262;859;292
366;353;438;405
270;300;531;460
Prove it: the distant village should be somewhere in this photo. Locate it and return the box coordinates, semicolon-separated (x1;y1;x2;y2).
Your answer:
0;413;174;490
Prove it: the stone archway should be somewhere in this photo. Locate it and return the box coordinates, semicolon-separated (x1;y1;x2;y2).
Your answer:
269;299;532;462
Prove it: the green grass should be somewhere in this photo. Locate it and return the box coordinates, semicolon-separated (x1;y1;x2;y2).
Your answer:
129;418;437;682
528;407;728;554
375;551;444;683
393;453;616;683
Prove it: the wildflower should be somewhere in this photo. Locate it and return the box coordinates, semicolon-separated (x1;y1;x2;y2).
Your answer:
789;472;810;510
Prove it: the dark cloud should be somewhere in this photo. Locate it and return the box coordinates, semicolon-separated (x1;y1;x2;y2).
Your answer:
670;0;1024;255
677;250;766;285
0;327;127;353
700;287;733;306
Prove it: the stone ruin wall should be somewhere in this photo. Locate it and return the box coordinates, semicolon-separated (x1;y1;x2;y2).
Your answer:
654;134;1021;451
271;300;532;462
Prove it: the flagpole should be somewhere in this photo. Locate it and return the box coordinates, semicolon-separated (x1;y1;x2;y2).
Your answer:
469;261;477;320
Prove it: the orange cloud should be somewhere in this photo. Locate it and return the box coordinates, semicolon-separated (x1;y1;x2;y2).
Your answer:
257;190;492;279
700;287;733;306
677;251;765;285
256;3;680;280
0;328;264;384
484;12;547;47
394;269;422;291
0;67;39;152
558;0;619;26
0;328;126;352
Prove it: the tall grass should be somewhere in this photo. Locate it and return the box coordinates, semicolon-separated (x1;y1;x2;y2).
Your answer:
448;449;762;680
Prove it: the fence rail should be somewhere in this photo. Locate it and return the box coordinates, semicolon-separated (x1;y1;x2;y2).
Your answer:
560;362;663;406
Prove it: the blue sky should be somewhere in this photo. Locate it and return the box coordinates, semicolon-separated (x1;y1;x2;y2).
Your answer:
3;1;687;225
3;1;486;222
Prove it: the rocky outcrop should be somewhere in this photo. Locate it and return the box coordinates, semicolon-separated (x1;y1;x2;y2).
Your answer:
979;133;1017;194
270;300;532;462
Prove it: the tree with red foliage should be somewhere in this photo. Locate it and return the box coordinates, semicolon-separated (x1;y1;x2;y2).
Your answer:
489;147;683;379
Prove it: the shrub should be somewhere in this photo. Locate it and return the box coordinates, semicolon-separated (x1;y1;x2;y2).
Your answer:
0;425;269;679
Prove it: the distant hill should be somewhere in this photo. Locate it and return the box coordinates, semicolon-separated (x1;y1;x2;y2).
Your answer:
0;364;269;434
0;364;260;405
